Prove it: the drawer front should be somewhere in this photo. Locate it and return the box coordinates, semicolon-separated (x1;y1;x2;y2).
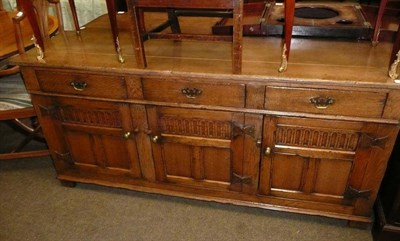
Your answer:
142;77;245;107
36;70;127;99
265;87;387;118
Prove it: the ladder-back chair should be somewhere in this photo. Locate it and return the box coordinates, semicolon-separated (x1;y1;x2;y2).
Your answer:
125;0;244;74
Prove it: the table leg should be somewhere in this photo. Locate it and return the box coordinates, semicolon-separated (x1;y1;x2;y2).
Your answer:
372;0;388;46
232;0;243;74
67;0;81;34
18;0;45;61
388;25;400;79
279;0;295;72
106;0;124;63
167;9;181;34
127;2;146;68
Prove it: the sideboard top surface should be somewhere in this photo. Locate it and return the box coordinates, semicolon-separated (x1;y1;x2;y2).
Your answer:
12;12;400;89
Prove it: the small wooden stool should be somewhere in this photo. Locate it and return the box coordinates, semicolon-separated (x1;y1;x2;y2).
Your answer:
125;0;244;74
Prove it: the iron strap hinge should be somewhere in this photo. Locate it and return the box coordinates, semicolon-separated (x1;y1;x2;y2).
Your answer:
55;151;74;165
359;133;389;149
343;186;372;200
232;172;252;184
38;105;59;119
232;123;255;138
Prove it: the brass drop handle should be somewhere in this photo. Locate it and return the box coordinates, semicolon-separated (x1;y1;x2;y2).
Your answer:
123;129;139;139
123;131;132;139
70;80;88;91
151;135;160;144
181;88;202;99
309;96;335;109
264;147;271;156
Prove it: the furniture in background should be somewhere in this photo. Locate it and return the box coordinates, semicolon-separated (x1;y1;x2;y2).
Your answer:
0;74;49;160
125;0;244;74
67;0;125;63
2;0;108;31
373;136;400;241
0;6;21;76
15;0;124;63
15;0;67;60
371;0;400;79
0;2;58;76
0;0;65;160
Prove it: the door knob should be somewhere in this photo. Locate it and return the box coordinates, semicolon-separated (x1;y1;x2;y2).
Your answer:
264;147;271;156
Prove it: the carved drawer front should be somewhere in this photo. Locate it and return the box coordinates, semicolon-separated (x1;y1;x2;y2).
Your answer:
142;77;245;107
35;70;127;99
265;87;387;118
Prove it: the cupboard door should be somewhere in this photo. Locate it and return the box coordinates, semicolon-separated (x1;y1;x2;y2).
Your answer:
146;107;262;193
34;96;143;178
259;116;398;215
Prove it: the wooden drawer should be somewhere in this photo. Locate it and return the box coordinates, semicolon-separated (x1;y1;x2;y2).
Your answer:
35;70;127;99
142;77;245;107
265;87;387;118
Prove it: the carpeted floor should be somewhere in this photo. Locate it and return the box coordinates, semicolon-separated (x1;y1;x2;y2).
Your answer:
0;121;374;241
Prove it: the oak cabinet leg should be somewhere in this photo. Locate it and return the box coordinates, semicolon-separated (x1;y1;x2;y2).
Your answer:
347;220;371;229
60;180;77;188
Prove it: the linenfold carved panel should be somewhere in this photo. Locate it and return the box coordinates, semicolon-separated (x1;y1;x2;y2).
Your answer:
58;107;122;128
275;125;360;151
159;116;232;139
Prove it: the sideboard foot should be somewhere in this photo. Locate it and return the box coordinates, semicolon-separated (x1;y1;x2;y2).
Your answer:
60;180;77;188
347;220;372;229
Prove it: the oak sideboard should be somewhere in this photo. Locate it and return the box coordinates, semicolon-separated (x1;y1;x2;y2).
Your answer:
13;13;400;226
